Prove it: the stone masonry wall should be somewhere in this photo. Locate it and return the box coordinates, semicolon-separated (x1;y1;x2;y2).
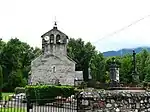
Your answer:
80;91;150;112
30;54;76;85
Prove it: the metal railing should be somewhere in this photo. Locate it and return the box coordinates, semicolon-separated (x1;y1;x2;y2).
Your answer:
0;95;79;112
0;94;104;112
0;96;27;112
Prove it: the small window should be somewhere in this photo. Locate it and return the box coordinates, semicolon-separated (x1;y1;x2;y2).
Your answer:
50;34;54;43
63;38;67;43
52;66;56;73
56;34;61;44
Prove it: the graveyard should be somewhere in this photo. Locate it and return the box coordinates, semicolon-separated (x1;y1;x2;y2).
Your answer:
1;23;150;112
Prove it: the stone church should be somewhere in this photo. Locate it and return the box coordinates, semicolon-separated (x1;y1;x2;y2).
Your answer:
29;23;83;86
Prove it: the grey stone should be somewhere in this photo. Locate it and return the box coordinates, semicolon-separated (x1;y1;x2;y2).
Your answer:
115;108;120;112
114;103;118;107
124;100;128;104
127;93;132;97
111;99;115;103
140;100;144;103
134;109;138;112
104;108;110;112
148;108;150;111
144;99;147;103
29;25;83;86
136;103;140;108
106;103;112;108
74;91;150;111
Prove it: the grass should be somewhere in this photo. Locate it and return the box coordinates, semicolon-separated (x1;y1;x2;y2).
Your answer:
2;92;14;101
1;93;26;112
1;107;26;112
2;93;14;97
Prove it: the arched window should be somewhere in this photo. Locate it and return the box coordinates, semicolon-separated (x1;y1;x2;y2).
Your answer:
56;34;60;44
50;34;54;44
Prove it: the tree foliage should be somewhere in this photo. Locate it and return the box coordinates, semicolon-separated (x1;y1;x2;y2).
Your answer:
67;38;150;84
0;38;42;92
90;52;105;82
1;37;150;91
67;38;98;81
0;65;3;99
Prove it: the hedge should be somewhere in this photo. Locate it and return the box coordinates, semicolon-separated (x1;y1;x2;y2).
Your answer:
25;85;75;105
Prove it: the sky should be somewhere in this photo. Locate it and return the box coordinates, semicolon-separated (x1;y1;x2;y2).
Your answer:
0;0;150;52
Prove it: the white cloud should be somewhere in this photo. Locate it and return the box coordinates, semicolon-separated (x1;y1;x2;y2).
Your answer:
0;0;150;52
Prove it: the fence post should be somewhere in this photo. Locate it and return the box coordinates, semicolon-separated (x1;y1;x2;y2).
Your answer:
77;92;81;112
77;95;79;112
27;96;30;112
26;93;33;112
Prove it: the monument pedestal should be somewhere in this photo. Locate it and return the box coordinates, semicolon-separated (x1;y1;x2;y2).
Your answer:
108;87;145;92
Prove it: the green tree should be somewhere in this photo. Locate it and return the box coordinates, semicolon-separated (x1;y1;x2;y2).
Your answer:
67;38;85;71
119;54;132;83
90;52;105;82
144;73;150;82
82;42;96;81
136;49;149;82
7;69;26;91
0;38;41;91
0;65;3;100
0;39;6;51
144;56;150;82
67;38;96;81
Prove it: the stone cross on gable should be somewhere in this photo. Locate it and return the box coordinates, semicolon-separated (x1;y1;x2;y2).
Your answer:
53;16;58;28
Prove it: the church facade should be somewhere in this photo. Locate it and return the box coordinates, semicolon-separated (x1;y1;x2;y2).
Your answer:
29;23;83;85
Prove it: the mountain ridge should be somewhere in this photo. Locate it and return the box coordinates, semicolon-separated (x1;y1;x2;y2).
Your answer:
103;47;150;57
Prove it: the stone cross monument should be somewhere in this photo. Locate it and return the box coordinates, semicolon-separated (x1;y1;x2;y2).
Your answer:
132;50;139;84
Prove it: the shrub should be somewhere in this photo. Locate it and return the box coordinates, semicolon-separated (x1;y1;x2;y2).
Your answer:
7;70;26;92
15;87;25;94
25;85;75;105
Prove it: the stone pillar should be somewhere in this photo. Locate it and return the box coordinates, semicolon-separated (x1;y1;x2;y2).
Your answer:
109;58;119;87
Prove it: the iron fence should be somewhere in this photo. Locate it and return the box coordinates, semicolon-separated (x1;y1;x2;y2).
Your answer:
0;96;27;112
0;96;79;112
0;94;105;112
